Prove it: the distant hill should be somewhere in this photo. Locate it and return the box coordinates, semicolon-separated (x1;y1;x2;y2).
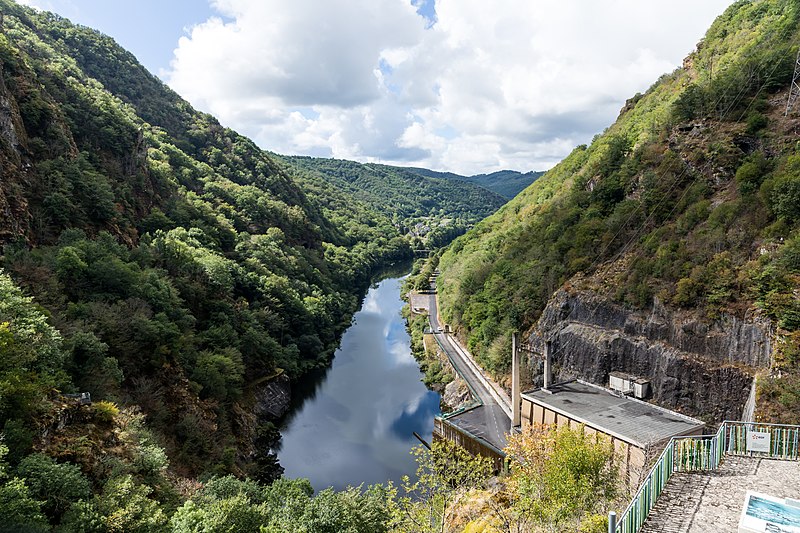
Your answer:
283;156;507;247
403;167;545;199
284;157;506;222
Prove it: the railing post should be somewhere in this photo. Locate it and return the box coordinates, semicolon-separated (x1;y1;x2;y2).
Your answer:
608;511;617;533
711;436;716;469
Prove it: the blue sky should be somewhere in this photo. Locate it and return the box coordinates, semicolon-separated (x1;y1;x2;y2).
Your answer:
18;0;734;175
21;0;437;79
19;0;215;76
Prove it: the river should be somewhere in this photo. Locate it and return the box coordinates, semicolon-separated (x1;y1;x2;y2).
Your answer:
277;273;441;491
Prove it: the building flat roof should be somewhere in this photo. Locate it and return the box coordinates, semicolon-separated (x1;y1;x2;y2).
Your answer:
440;404;508;453
521;380;705;448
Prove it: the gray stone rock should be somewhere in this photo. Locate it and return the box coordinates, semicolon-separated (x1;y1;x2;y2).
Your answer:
530;289;772;421
253;373;292;420
443;377;472;411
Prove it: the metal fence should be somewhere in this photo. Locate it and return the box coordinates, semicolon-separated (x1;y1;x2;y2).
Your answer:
724;421;800;460
431;332;482;415
615;420;800;533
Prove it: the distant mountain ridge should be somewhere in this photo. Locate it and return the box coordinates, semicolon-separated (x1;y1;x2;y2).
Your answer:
282;156;507;248
402;167;545;199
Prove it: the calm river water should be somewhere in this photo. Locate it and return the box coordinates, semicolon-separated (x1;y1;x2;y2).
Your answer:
277;273;441;491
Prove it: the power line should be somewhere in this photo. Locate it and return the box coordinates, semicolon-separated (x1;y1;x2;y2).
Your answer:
785;47;800;116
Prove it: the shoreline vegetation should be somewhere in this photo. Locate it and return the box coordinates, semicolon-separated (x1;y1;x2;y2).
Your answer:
401;258;459;405
1;0;799;531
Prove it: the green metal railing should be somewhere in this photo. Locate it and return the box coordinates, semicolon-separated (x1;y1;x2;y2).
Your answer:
615;420;800;533
673;428;723;473
616;438;676;532
724;421;800;459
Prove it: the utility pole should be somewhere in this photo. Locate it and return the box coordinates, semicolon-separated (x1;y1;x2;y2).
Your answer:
543;340;552;390
511;332;520;427
785;48;800;116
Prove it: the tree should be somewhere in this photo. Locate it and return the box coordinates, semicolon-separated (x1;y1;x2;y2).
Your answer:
0;272;69;457
16;453;91;522
190;349;244;402
172;474;394;533
171;494;269;533
393;440;494;533
503;424;619;533
0;444;48;533
294;484;395;533
59;475;168;533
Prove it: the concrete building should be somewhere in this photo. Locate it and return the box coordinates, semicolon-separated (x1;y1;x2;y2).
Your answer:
520;380;706;488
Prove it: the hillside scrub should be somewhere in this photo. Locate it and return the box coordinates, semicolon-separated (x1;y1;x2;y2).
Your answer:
437;0;800;421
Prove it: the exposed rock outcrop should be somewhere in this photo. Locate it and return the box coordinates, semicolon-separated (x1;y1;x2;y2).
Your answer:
443;376;472;412
529;288;772;421
0;63;30;242
253;373;292;421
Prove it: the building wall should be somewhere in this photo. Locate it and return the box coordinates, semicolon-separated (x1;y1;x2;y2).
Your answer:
520;398;652;491
433;416;506;473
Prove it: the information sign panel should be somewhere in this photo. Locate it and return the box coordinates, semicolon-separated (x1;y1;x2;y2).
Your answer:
746;430;771;453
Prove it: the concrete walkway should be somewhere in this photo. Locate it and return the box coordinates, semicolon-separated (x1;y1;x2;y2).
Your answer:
640;456;800;532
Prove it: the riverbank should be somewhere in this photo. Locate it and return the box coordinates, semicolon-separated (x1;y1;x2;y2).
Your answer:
404;286;477;413
275;274;441;491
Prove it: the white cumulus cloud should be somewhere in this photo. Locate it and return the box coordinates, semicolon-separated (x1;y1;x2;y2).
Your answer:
167;0;734;174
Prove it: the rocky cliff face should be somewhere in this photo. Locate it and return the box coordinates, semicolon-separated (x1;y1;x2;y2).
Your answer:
253;373;292;421
529;288;772;421
0;63;29;241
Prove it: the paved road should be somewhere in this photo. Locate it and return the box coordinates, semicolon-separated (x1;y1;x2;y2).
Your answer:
419;292;511;451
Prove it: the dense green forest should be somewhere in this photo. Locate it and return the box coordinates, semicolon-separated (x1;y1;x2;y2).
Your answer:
438;0;800;423
2;0;799;530
283;157;506;249
0;0;511;528
404;167;545;200
0;0;416;480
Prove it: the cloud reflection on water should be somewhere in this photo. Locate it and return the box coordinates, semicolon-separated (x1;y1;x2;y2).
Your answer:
277;276;440;491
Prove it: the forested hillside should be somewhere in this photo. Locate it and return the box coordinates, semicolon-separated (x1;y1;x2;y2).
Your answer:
283;156;506;248
438;0;800;422
0;0;488;510
4;0;800;530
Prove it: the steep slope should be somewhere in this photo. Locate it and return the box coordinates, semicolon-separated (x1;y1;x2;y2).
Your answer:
283;156;506;248
405;167;545;199
0;0;418;485
438;0;800;423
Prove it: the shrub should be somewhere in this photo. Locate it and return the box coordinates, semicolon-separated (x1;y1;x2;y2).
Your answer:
772;176;800;223
505;425;618;532
16;454;91;521
745;111;768;134
735;152;770;196
93;400;119;424
673;277;701;307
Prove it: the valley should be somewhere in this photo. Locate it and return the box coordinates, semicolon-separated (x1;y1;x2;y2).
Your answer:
277;270;440;491
0;0;799;531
